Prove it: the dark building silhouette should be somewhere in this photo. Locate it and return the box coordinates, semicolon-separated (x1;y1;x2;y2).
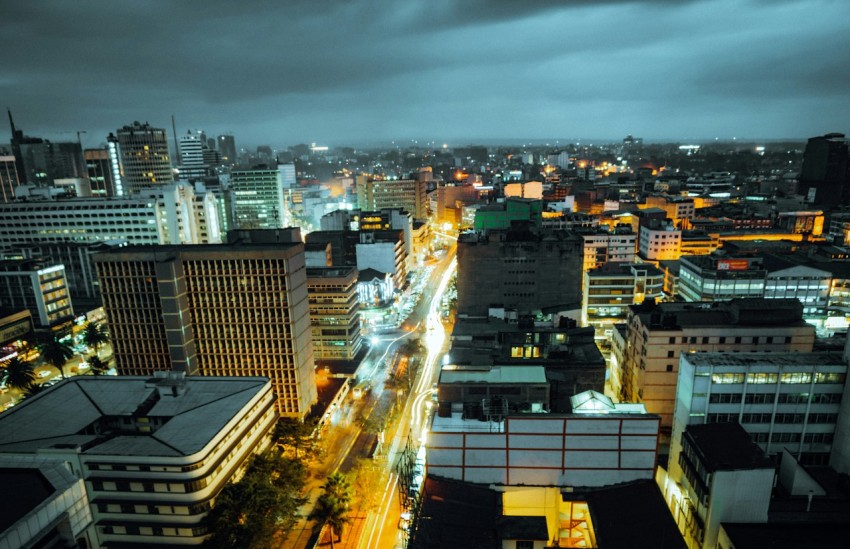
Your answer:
799;133;850;205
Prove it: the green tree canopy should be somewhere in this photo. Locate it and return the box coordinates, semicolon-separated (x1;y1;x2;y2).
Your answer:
38;337;74;379
273;417;316;458
82;322;109;354
5;356;35;391
202;450;307;549
88;355;110;376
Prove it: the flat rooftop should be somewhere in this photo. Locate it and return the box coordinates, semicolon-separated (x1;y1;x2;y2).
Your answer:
439;365;548;385
685;423;773;472
0;375;270;457
683;351;844;369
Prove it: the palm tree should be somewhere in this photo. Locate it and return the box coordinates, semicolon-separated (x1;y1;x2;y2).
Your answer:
38;337;74;379
22;383;46;400
82;322;109;356
309;494;351;549
323;473;352;504
5;356;35;391
88;355;110;376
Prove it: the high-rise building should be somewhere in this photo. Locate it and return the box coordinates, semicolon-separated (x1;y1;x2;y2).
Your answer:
799;133;850;205
0;259;74;332
0;153;19;202
0;184;221;247
8;111;86;186
230;167;285;229
615;299;815;441
217;134;236;165
456;227;583;317
94;243;317;418
84;148;116;197
306;267;362;361
108;121;174;194
177;131;207;182
356;176;427;220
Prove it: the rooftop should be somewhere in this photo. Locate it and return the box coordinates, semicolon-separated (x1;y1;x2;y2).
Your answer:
682;351;844;369
720;523;850;549
0;374;270;457
439;365;548;385
684;423;774;472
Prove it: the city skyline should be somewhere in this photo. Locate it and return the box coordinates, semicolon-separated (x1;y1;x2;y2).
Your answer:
2;0;849;148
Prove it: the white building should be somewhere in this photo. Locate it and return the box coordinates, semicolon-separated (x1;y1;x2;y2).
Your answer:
0;185;221;247
427;390;659;487
580;226;637;273
639;223;682;261
665;423;774;549
0;373;276;547
177;132;206;182
671;351;846;466
0;456;94;549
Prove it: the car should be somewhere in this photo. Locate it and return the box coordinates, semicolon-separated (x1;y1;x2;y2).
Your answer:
78;361;90;370
37;370;51;378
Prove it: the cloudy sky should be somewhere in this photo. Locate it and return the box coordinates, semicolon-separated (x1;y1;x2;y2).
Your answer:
2;0;849;148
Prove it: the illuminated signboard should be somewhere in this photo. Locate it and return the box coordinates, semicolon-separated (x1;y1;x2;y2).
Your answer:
717;259;749;271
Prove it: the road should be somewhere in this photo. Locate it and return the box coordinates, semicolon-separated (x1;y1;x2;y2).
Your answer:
358;247;457;549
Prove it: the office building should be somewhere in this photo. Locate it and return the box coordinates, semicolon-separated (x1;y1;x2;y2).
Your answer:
799;133;850;205
679;254;831;318
0;154;19;203
306;267;362;361
94;244;317;418
616;299;815;438
580;225;637;273
456;226;583;317
216;134;236;166
0;259;73;332
108;122;173;194
84;149;117;197
644;195;695;229
582;262;663;336
638;220;682;261
0;456;94;549
428;389;659;487
0;373;276;547
667;423;774;549
0;184;220;247
671;351;846;467
356;176;427;220
230;167;285;229
177;131;207;182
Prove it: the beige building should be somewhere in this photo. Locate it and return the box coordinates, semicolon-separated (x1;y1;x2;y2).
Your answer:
0;373;276;547
615;299;815;440
356;176;427;220
94;243;317;418
306;267;362;361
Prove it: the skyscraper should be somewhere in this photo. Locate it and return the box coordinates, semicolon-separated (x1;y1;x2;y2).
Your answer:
108;121;173;194
0;153;19;202
230;167;285;229
177;131;206;182
799;133;850;205
94;243;317;418
217;134;236;166
84;148;116;197
356;176;427;219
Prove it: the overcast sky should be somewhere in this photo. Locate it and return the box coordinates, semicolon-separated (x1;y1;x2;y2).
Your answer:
2;0;849;148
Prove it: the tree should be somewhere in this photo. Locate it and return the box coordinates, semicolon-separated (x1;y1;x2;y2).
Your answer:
88;355;110;376
5;356;35;391
309;494;351;549
82;321;109;356
202;450;306;549
22;382;46;400
350;459;383;511
38;337;74;379
273;417;316;458
323;472;352;504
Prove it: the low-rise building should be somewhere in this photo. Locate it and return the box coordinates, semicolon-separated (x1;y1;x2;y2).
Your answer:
0;373;276;547
582;262;663;337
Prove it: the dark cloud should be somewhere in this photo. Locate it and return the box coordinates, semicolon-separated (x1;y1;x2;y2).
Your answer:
1;0;848;146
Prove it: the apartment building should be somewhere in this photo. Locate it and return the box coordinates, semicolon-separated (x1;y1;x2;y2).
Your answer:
0;259;73;332
581;262;663;337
